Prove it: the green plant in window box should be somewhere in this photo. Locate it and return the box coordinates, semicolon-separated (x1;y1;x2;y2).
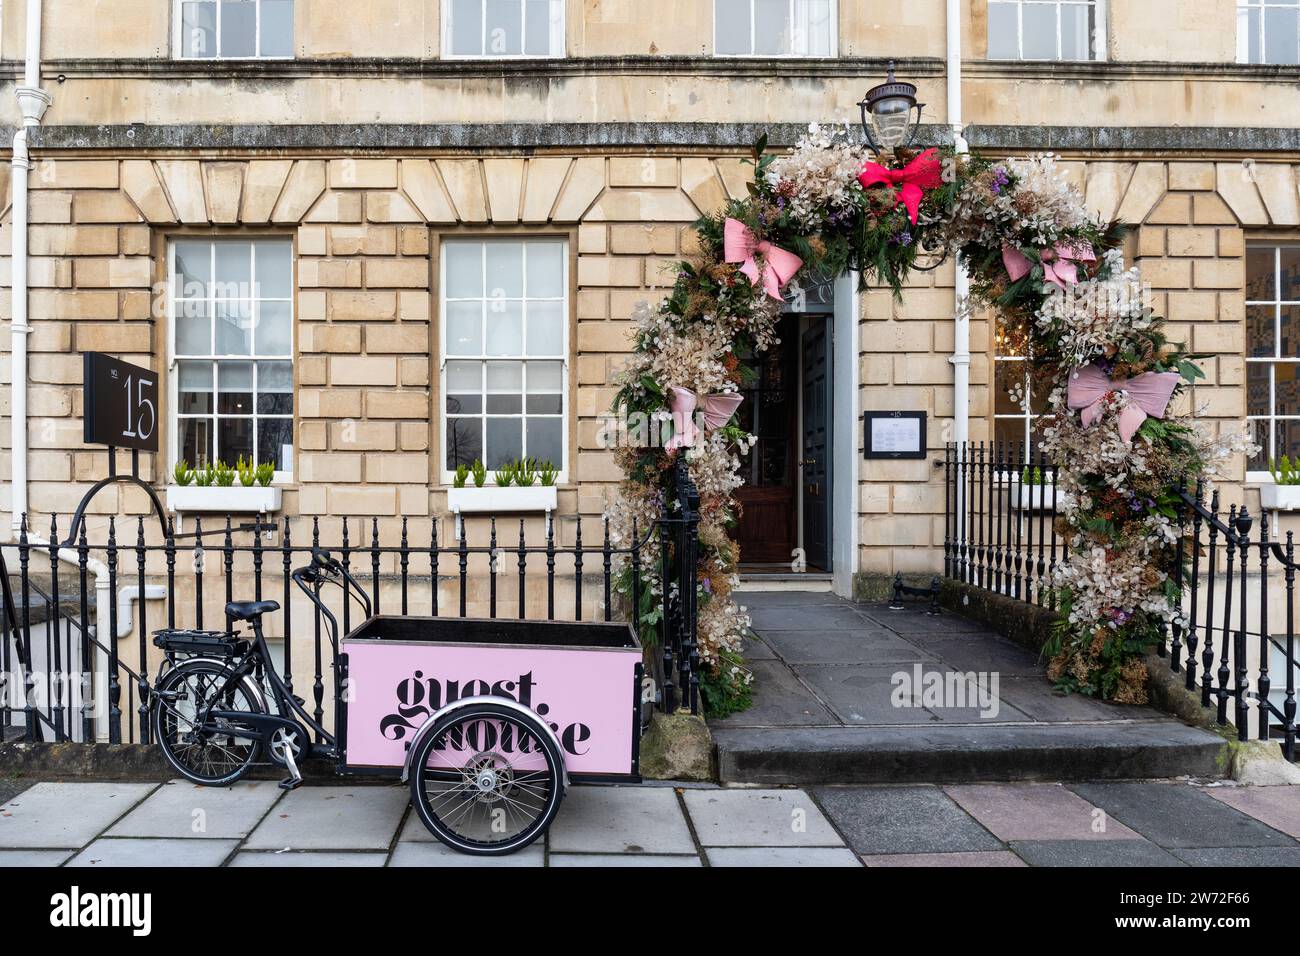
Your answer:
173;460;195;486
196;461;217;487
1019;465;1047;485
254;462;275;487
1270;456;1300;486
214;460;236;487
515;457;537;487
538;460;558;487
471;459;487;488
236;455;257;488
453;463;470;488
494;461;516;487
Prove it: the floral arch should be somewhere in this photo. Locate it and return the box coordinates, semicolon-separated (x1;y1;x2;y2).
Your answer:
611;125;1249;714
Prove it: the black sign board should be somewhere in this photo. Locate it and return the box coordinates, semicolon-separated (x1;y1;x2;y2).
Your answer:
83;352;159;451
863;410;927;460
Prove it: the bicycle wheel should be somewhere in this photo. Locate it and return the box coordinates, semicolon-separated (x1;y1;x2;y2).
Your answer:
151;659;263;786
409;701;565;856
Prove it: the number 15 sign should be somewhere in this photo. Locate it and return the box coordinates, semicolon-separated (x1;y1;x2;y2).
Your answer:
82;352;158;452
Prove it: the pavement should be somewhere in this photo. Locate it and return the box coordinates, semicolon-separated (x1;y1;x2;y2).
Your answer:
712;592;1225;784
4;777;1300;867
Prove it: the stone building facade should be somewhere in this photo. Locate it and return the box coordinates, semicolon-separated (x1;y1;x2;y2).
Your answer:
1;0;1298;619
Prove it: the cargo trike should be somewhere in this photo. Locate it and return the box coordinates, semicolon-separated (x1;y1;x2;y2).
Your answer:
149;549;644;855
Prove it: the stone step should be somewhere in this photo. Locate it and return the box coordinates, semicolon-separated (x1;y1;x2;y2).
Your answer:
712;719;1227;786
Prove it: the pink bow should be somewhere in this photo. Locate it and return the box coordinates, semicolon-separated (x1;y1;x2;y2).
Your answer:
723;217;803;301
857;147;944;226
1067;362;1182;444
1002;240;1097;290
665;386;744;450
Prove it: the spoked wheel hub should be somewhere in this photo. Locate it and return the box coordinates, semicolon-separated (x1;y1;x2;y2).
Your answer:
465;752;514;803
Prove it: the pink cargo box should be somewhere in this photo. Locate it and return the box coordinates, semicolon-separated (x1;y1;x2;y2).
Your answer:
339;615;644;782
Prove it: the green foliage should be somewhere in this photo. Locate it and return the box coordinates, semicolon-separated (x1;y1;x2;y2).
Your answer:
1271;456;1300;486
195;462;216;487
538;460;559;486
471;459;487;488
1019;466;1047;485
236;455;256;487
453;463;470;488
494;461;516;487
213;460;236;487
254;462;275;487
699;648;753;718
172;460;195;486
514;457;537;487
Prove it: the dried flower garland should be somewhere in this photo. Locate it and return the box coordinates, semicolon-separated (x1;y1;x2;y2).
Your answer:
610;125;1250;712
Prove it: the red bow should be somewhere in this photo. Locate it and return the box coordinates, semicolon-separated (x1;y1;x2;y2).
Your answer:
857;148;944;226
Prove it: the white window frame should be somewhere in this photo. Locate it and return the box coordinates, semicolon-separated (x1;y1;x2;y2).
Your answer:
1237;0;1300;65
993;355;1042;457
172;0;295;61
441;0;566;59
1246;242;1300;483
166;238;296;483
438;238;570;486
987;0;1107;62
712;0;839;58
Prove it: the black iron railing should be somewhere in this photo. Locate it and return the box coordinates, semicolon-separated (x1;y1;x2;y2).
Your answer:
1;462;702;746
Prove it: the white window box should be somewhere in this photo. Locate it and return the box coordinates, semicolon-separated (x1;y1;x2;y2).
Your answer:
447;485;557;514
166;485;283;514
1260;484;1300;511
1012;484;1072;512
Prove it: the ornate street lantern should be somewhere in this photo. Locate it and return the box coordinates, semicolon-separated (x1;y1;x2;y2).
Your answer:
858;61;924;154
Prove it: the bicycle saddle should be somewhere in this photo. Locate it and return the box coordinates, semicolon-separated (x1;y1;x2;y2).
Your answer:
225;600;280;621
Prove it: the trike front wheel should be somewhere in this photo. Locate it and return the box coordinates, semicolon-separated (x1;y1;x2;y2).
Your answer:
409;702;565;856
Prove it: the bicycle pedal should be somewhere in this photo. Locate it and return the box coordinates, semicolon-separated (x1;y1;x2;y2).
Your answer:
277;776;302;791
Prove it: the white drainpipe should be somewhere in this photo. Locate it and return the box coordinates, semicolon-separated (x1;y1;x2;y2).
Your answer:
11;0;51;530
946;0;971;456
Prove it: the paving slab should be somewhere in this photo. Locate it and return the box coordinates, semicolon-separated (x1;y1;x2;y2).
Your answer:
681;788;842;847
740;633;779;661
230;851;388;867
548;853;702;867
1008;839;1185;867
943;783;1142;842
792;664;963;725
813;785;1003;855
67;837;239;867
1170;846;1300;867
0;849;73;866
705;846;861;867
761;628;934;665
991;676;1135;720
1071;782;1298;849
1204;785;1300;840
736;591;849;609
388;842;544;866
711;659;837;727
748;604;873;632
857;607;986;633
0;781;158;849
0;778;33;806
908;635;1047;677
862;851;1027;867
244;786;409;850
108;780;283;839
547;785;695;854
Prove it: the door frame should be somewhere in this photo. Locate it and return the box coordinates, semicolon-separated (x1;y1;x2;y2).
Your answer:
831;272;860;598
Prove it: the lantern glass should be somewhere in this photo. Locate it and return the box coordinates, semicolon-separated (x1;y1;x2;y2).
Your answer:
870;95;914;150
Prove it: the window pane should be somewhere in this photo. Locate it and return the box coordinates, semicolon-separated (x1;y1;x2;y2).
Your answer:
1282;246;1300;301
256;361;293;414
485;418;523;468
1248;417;1270;473
485;0;523;55
1278;359;1300;416
1247;361;1271;417
526;300;564;355
179;417;214;465
259;0;294;56
444;243;483;297
987;1;1019;58
1060;2;1093;59
214;242;252;295
526;418;562;466
218;361;254;415
255;300;292;356
258;417;293;471
525;241;564;297
524;0;556;54
1280;420;1300;466
181;1;217;57
1021;3;1058;59
715;0;752;54
220;0;258;56
447;419;482;469
174;240;211;296
754;0;790;53
527;360;563;391
218;417;254;465
1265;7;1300;64
1246;245;1276;301
1247;305;1276;357
486;242;524;298
994;361;1030;416
486;300;524;356
791;0;832;55
255;241;292;297
450;0;484;54
178;361;214;414
1244;6;1263;63
176;300;211;355
215;299;254;354
446;301;483;355
487;361;523;392
1281;305;1299;357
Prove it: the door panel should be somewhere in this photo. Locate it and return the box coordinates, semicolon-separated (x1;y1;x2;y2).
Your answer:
801;318;832;571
